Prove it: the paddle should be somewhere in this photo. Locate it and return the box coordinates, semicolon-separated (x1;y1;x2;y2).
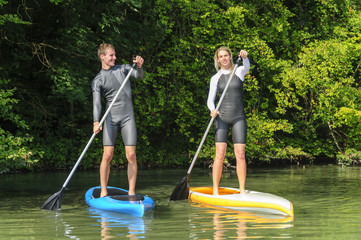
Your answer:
41;62;138;210
170;56;243;201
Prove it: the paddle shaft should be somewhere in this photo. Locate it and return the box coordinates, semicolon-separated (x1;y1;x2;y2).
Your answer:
62;63;137;189
186;57;242;175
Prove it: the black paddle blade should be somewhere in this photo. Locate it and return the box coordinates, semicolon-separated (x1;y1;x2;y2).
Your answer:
40;189;63;210
170;175;190;201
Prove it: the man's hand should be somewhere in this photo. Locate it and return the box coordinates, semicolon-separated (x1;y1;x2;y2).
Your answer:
93;121;102;134
133;55;144;68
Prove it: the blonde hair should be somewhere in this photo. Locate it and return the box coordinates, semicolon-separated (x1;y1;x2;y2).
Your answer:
97;43;114;59
214;46;234;71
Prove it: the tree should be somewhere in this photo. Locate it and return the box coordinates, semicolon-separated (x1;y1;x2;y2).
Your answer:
0;0;41;173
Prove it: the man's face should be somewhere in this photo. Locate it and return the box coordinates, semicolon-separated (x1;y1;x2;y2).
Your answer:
101;48;116;69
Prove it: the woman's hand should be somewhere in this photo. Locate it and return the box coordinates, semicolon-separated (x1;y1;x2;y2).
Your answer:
238;50;248;59
210;109;219;118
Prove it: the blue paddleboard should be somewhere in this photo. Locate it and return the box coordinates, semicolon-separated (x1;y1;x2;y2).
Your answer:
85;186;155;217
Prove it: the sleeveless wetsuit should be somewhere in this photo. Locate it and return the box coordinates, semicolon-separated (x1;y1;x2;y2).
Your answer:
207;58;250;144
92;64;144;146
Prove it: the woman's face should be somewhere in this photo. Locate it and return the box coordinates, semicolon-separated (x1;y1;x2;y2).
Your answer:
217;50;231;70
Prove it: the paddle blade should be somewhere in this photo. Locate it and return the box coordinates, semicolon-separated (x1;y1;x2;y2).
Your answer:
40;189;63;210
170;175;190;201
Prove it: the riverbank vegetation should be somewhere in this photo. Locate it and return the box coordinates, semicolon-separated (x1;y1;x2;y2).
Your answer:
1;0;360;173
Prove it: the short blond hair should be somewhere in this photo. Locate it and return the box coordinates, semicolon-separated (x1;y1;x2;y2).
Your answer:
214;46;234;71
98;43;114;59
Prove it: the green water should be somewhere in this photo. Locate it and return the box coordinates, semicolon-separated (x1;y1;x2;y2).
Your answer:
1;165;361;239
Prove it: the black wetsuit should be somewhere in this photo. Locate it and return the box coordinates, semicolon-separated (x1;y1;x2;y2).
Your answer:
207;58;250;144
92;64;144;146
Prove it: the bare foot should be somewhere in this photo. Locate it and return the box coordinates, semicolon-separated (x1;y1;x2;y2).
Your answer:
100;190;108;198
240;189;246;194
213;188;219;196
128;191;135;195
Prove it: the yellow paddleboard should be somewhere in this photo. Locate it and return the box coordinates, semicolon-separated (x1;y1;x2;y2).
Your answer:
189;187;294;216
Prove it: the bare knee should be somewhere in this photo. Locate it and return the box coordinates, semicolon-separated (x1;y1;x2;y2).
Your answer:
215;151;225;162
235;153;246;164
125;147;137;163
102;151;113;162
234;144;246;162
126;152;136;162
236;153;246;162
215;143;227;161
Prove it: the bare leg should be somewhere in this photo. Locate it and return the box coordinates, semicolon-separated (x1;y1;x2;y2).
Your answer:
234;144;247;194
125;146;137;195
100;146;115;197
213;142;227;195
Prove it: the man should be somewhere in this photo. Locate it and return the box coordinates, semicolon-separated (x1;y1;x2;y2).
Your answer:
92;43;144;197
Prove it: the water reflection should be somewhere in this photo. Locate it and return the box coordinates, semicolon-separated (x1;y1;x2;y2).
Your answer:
40;209;80;240
189;202;293;239
87;208;151;239
3;166;361;239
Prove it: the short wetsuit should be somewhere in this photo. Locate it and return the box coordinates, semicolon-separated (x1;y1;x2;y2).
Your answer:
207;58;250;144
92;64;144;146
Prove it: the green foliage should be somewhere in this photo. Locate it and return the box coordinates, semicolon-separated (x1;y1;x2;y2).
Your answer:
0;129;41;173
0;78;42;173
271;37;361;158
246;112;294;161
1;0;361;172
337;148;361;166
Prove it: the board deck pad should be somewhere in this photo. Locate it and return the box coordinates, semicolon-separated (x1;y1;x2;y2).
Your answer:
92;187;145;201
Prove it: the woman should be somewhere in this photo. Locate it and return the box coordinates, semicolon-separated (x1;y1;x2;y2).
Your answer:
207;46;250;195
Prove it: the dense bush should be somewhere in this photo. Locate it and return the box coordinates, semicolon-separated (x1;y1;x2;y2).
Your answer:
1;0;360;173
